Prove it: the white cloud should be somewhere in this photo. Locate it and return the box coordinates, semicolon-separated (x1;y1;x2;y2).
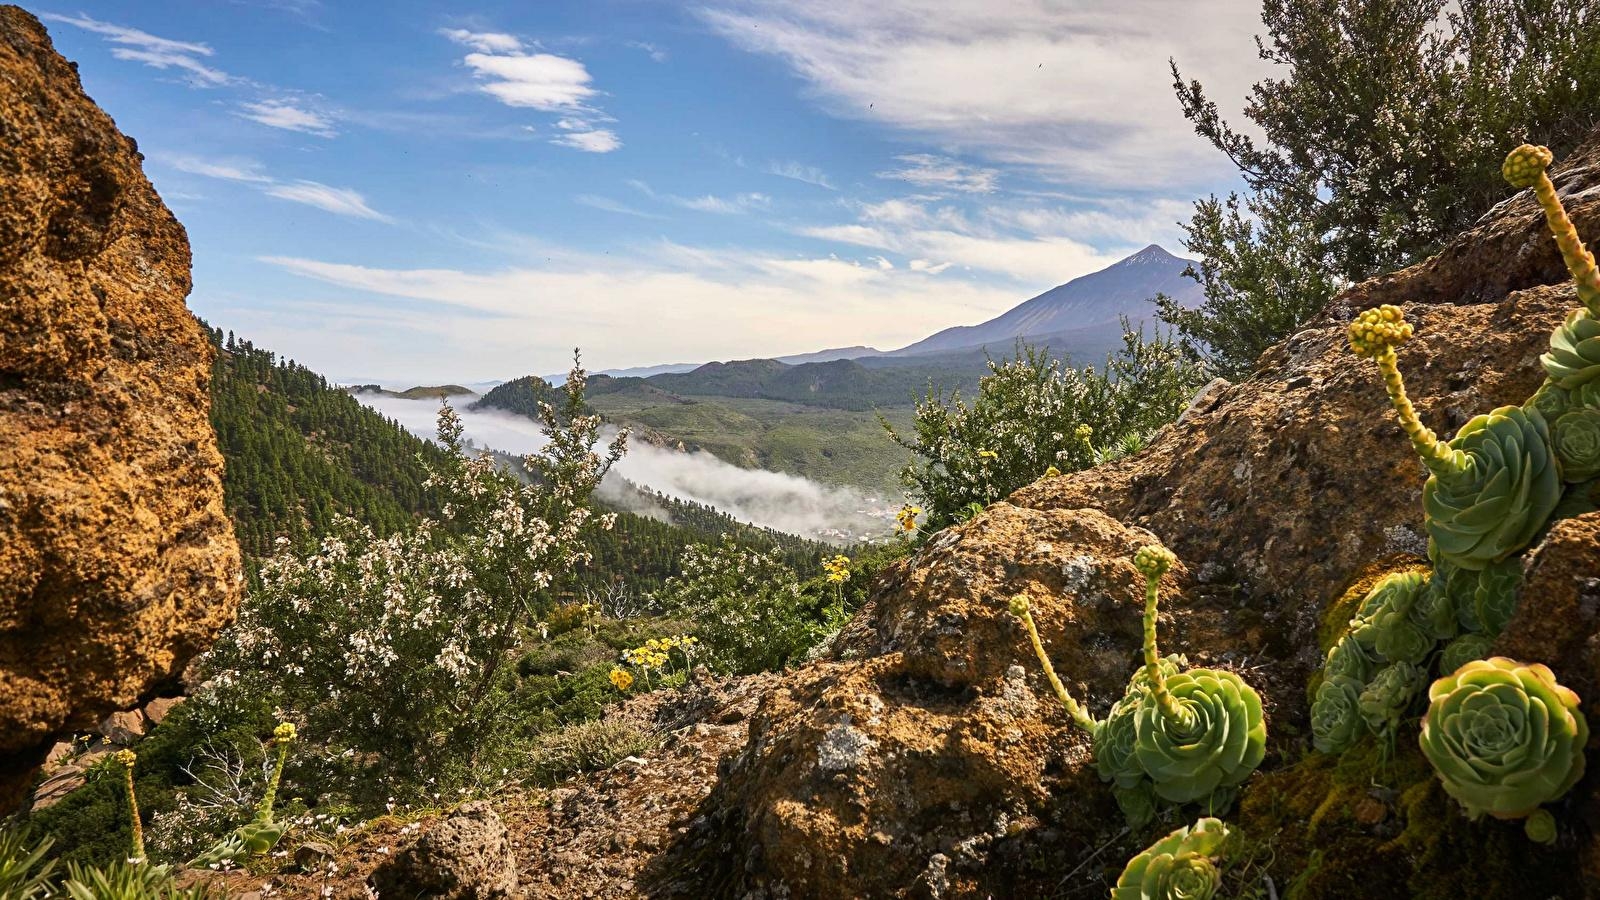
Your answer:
764;160;835;190
699;0;1269;185
575;194;666;218
439;28;524;54
163;154;273;183
463;51;597;109
239;99;338;136
264;181;394;221
256;242;1025;379
877;154;999;193
42;13;231;86
551;128;621;153
162;155;393;222
626;40;669;62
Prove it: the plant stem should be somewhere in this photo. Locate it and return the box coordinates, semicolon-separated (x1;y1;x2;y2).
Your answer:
1375;349;1460;477
123;764;145;863
1016;607;1099;735
257;739;289;824
1141;571;1192;729
1529;171;1600;317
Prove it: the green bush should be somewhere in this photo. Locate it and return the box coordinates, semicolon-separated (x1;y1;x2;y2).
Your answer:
522;719;659;784
1166;0;1600;377
654;536;819;674
886;327;1204;530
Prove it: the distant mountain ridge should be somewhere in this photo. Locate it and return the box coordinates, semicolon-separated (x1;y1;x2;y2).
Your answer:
887;244;1200;357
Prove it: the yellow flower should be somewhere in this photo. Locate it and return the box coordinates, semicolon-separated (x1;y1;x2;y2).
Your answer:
273;722;298;743
823;554;852;584
977;449;999;460
896;505;922;533
1044;465;1061;478
609;668;634;691
114;749;137;769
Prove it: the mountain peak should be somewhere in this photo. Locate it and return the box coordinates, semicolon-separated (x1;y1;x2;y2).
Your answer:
1115;244;1178;267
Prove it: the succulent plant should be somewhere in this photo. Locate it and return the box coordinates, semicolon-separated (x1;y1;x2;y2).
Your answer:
1097;655;1186;792
1359;661;1425;739
1008;594;1101;736
1349;571;1433;664
1348;306;1562;570
1113;782;1158;830
1323;634;1376;683
1524;808;1558;845
1111;817;1231;900
113;749;145;864
1411;569;1460;641
189;722;298;869
1503;144;1600;318
1472;558;1523;638
1439;633;1495;677
1527;380;1573;421
1312;675;1365;754
1128;545;1267;804
1553;407;1600;482
1419;657;1588;820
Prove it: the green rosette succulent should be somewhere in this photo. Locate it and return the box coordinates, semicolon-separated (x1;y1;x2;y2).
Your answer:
1113;782;1158;830
1098;655;1186;791
1472;558;1523;638
1359;661;1425;738
1412;570;1460;641
1527;380;1572;421
1553;407;1600;482
1323;634;1375;683
1350;571;1433;663
1312;675;1365;754
1112;817;1231;900
1423;405;1561;571
1419;657;1589;820
1439;633;1495;676
1133;667;1267;803
1543;309;1600;389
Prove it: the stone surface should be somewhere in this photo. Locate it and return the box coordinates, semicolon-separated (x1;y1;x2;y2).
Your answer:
98;709;146;744
0;7;241;810
369;801;520;900
143;696;184;726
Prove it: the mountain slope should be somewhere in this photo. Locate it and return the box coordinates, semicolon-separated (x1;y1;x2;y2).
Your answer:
889;244;1201;357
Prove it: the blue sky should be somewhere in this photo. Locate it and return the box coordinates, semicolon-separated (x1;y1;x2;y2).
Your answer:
37;0;1269;383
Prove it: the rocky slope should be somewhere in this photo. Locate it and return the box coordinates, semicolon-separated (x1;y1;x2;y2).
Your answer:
0;6;240;811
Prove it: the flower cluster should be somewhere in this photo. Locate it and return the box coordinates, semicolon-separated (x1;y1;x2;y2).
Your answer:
1347;304;1414;358
896;505;922;534
822;555;852;585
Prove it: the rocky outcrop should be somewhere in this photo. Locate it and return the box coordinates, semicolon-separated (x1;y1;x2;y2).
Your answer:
685;128;1600;898
370;801;520;900
0;6;241;810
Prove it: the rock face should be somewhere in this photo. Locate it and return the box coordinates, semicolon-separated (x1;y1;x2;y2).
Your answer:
0;7;241;811
370;801;520;900
688;128;1600;898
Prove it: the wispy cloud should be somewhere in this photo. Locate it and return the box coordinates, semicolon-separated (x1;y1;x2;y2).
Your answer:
264;181;393;222
575;194;666;218
626;40;669;63
763;160;834;190
877;154;999;193
239;99;338;136
699;0;1269;185
42;12;231;86
628;180;769;214
160;154;392;222
440;28;621;152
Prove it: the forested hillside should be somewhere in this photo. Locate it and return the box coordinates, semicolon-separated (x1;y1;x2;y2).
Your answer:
205;324;826;592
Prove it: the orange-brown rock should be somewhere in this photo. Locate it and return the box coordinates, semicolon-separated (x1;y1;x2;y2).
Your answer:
0;6;240;811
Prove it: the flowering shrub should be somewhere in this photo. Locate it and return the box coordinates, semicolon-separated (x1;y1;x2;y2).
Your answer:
654;537;817;674
197;358;627;801
886;327;1204;530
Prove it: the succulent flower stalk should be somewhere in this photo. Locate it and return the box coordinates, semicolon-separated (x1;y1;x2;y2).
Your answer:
114;749;145;864
1127;546;1267;804
1420;657;1588;821
1008;594;1099;735
1503;144;1600;317
1112;817;1230;900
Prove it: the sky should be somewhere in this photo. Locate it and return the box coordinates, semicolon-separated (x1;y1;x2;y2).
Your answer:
37;0;1273;384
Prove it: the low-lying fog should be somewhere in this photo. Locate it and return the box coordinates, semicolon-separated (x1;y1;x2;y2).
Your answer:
352;392;892;543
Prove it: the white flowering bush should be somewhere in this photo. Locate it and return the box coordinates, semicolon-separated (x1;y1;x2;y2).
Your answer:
198;357;627;801
886;327;1203;529
654;536;817;674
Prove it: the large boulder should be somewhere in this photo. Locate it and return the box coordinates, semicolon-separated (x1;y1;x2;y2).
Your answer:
0;6;241;810
370;801;521;900
685;129;1600;899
